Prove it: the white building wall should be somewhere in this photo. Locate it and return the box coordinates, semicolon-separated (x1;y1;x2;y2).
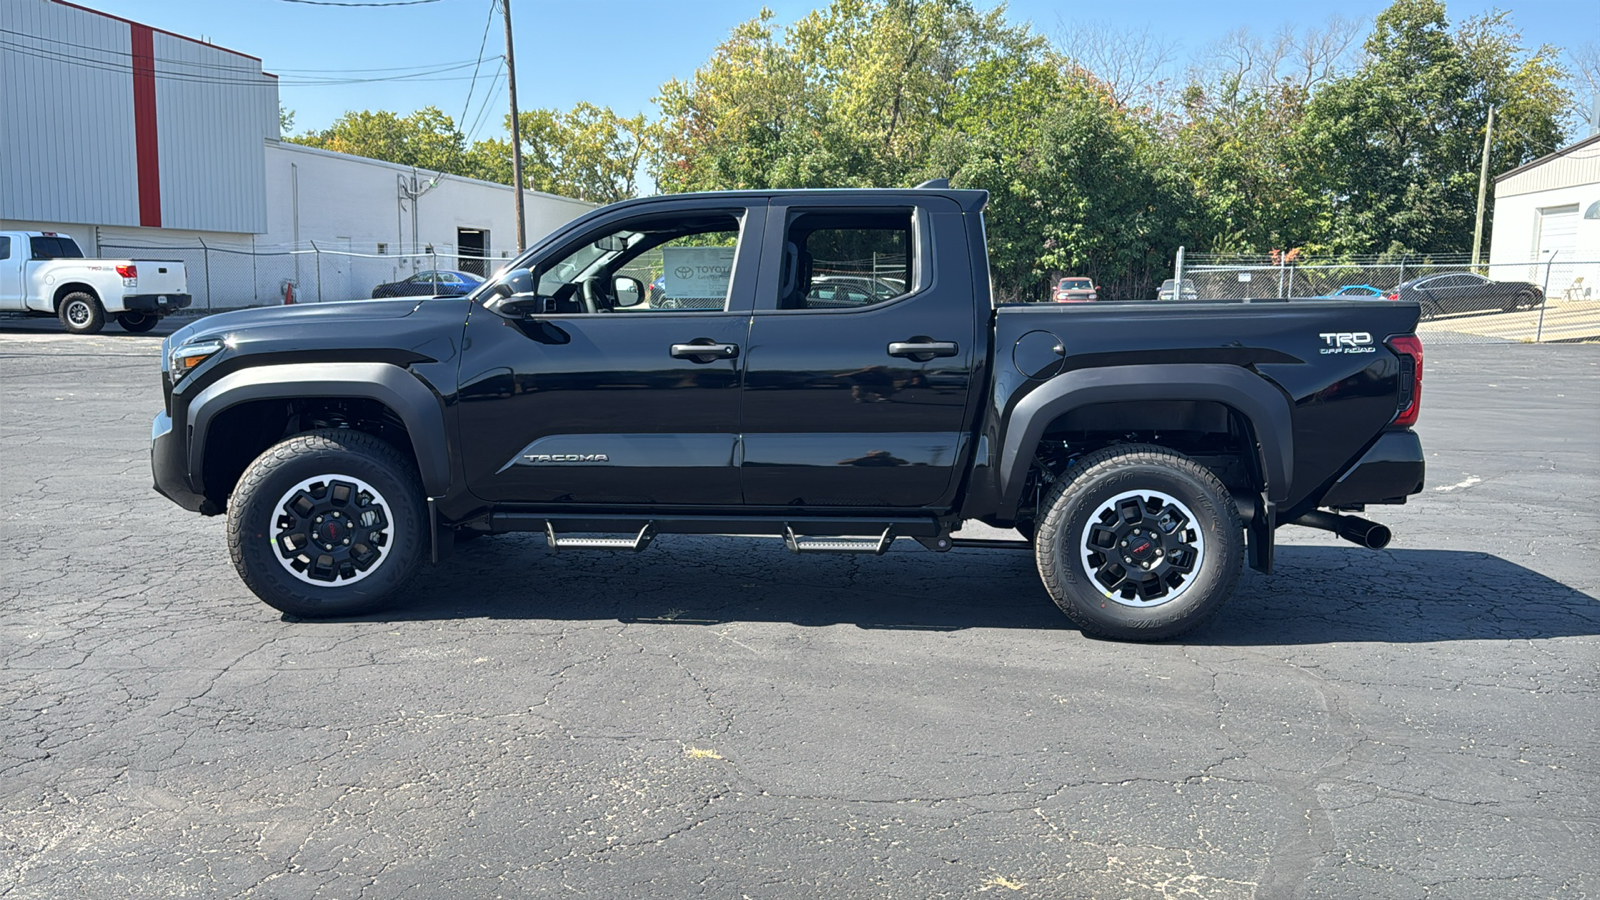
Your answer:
152;33;276;233
0;0;140;225
1489;180;1600;298
260;142;595;303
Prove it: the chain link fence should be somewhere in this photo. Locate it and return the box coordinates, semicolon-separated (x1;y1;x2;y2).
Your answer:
100;241;510;309
1176;254;1600;344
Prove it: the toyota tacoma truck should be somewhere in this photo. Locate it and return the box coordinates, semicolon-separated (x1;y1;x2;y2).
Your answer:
150;184;1425;640
0;231;191;334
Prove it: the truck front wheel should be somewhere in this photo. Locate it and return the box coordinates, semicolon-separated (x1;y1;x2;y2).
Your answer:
58;292;105;335
1034;444;1242;641
226;429;426;618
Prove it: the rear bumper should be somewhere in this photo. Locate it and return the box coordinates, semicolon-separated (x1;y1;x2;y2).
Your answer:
151;411;207;512
124;293;192;314
1319;430;1426;507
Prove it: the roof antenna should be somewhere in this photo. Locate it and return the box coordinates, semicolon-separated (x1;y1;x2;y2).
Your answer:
915;178;950;189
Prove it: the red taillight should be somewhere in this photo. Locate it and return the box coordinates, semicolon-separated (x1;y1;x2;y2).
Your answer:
116;264;137;278
1386;334;1423;426
1386;292;1399;300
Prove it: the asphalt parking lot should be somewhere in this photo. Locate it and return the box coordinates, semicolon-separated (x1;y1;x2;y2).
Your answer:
2;315;1596;899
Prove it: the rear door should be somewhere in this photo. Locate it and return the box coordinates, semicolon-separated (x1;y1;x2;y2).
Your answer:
738;196;981;509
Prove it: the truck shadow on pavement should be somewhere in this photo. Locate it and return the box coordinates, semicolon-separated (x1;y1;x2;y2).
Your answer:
372;539;1598;645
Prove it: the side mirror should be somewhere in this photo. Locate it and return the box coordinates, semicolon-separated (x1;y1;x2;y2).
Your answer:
613;275;645;307
499;267;535;297
485;268;542;315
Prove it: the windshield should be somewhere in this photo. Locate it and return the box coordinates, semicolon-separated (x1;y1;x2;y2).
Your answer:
1061;279;1092;290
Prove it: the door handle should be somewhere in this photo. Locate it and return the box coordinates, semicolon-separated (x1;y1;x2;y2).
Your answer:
887;340;959;359
670;341;739;361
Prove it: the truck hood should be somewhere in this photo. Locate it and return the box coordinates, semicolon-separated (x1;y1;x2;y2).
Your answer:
168;299;424;345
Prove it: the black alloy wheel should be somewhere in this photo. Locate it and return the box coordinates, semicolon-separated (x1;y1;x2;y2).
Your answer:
1034;444;1243;641
227;429;425;617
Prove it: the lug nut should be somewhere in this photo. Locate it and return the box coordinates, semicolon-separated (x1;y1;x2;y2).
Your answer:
332;512;341;518
315;516;324;524
1155;549;1163;557
1124;557;1133;564
1141;562;1151;570
1120;540;1128;547
343;538;351;545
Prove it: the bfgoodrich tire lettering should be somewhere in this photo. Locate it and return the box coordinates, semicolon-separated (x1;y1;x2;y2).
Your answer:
1034;444;1243;641
227;429;425;617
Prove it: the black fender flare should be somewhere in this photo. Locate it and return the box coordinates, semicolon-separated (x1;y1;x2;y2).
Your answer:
186;362;451;498
997;363;1294;515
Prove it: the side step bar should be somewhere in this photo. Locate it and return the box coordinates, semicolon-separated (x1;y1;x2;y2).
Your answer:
545;521;657;552
785;524;895;555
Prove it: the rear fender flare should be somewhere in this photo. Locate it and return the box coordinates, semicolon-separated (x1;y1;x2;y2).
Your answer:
997;364;1294;515
186;362;450;497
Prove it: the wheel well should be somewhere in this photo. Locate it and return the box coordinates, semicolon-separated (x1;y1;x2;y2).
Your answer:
53;283;99;310
202;397;418;509
1016;399;1262;525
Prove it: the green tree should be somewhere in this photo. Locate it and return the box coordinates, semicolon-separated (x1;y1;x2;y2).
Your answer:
289;106;467;174
510;104;654;203
1300;0;1570;255
653;0;1039;193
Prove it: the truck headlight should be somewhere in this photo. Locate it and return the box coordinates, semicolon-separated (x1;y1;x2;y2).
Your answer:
170;339;225;382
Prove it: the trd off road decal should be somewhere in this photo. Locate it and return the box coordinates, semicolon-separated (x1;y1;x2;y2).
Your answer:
1318;332;1376;355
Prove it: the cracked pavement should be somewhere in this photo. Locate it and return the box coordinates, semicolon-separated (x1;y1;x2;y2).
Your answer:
1;318;1596;898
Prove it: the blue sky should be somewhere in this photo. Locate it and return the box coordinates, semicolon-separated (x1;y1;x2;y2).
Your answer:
80;0;1595;141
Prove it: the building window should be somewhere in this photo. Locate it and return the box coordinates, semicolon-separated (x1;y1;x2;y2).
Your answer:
376;242;387;255
1585;200;1599;220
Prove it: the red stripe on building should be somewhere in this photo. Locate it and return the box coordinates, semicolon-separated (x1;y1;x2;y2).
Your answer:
131;24;161;227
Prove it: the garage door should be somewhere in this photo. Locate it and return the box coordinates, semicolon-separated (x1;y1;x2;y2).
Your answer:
1537;205;1579;259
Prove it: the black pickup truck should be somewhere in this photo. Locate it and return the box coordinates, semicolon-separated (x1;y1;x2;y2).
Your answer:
151;184;1425;640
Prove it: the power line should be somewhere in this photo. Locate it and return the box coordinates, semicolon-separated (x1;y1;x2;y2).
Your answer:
464;59;506;144
458;0;499;131
0;40;488;86
0;28;480;76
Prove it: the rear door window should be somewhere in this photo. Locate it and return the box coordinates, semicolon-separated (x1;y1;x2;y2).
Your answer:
29;236;83;260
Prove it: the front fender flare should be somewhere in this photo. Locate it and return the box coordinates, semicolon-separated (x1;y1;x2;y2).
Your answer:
186;362;451;498
997;363;1294;515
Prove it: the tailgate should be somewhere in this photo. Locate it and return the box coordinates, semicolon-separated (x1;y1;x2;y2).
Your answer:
134;260;188;293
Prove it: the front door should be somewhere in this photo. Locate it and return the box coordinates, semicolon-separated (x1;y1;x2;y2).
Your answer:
457;202;764;505
739;198;981;509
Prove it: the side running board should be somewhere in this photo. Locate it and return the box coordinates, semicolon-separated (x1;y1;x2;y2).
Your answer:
545;521;657;552
784;524;895;555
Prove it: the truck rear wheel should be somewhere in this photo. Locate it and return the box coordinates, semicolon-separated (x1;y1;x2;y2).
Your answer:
1034;444;1242;641
117;311;159;333
58;292;105;335
226;429;425;618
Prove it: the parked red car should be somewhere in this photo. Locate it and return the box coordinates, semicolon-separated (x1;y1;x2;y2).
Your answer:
1054;277;1098;302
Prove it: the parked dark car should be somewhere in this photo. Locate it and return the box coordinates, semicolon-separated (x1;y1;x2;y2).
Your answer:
1390;273;1543;319
370;270;483;299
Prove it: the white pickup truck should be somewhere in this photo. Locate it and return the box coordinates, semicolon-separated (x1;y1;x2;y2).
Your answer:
0;231;191;334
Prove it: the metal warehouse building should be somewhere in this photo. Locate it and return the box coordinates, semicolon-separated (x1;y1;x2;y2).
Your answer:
1488;133;1600;300
1;0;592;307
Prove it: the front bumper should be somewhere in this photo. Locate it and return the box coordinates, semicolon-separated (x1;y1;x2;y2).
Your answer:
151;411;207;512
1319;430;1426;507
124;293;193;314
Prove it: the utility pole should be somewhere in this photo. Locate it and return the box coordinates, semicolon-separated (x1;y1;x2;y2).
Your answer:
1471;105;1495;271
502;0;526;251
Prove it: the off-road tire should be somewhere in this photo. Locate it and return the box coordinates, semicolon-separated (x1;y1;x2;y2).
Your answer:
1034;444;1243;641
227;429;425;618
58;292;105;335
117;311;159;333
